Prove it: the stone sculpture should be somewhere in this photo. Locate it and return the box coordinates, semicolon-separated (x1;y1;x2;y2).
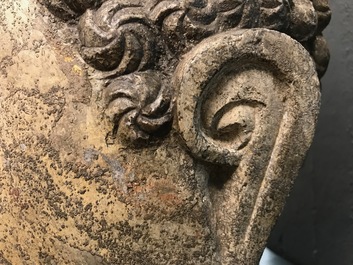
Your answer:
0;0;330;264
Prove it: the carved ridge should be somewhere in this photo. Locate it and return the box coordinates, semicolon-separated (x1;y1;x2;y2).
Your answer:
78;3;160;73
104;71;172;143
174;28;320;263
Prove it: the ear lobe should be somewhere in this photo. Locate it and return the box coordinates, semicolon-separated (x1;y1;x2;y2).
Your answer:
174;28;320;264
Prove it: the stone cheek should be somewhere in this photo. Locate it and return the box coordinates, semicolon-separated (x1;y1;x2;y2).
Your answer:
0;0;330;264
0;1;216;264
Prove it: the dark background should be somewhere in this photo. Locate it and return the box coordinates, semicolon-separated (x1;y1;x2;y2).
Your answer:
268;1;353;264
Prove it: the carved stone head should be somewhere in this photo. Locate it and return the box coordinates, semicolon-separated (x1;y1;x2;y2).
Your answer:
0;0;330;264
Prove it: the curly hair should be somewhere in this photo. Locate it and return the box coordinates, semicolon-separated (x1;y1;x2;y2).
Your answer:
43;0;331;77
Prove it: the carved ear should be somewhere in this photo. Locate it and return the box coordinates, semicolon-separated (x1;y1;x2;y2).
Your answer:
174;28;320;264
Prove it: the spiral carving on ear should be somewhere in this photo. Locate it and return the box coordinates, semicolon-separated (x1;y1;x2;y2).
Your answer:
174;28;320;263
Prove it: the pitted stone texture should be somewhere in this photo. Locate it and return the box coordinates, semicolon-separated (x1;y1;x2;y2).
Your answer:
0;0;329;265
174;28;320;264
0;1;216;264
40;0;330;144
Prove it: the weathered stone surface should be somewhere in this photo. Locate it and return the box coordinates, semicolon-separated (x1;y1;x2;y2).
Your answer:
0;0;330;264
175;28;320;264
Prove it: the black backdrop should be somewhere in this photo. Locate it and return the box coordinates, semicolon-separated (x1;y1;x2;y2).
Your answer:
268;1;353;264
